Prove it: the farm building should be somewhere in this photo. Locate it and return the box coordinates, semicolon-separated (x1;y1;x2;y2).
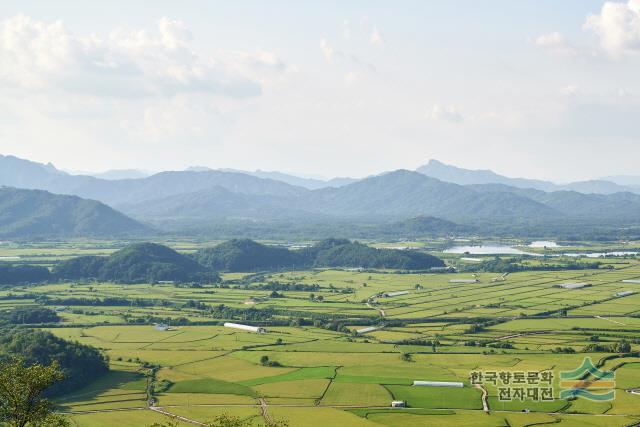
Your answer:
54;306;68;313
622;280;640;284
154;323;169;331
224;322;266;334
380;291;409;298
391;401;406;408
413;380;464;388
615;290;634;297
449;279;479;284
554;282;591;289
356;326;383;335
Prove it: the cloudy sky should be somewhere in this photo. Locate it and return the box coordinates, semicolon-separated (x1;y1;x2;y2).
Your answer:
1;0;639;182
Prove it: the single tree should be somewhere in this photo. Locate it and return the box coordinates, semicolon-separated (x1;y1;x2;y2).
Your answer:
0;357;69;427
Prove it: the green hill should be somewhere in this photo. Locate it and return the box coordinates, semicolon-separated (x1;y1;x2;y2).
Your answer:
0;187;149;239
54;243;219;283
194;238;445;272
193;239;298;272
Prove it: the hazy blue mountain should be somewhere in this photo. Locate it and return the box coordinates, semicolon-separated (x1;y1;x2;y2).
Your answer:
417;159;638;195
90;169;152;180
119;186;309;222
416;159;556;190
601;175;640;187
0;187;149;239
302;170;561;221
560;180;636;195
213;167;357;189
0;154;67;189
0;155;308;206
469;183;640;219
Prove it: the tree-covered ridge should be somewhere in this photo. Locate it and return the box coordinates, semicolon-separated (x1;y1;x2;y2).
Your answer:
53;242;220;283
304;239;445;270
195;238;445;272
0;264;51;285
193;239;298;272
0;307;60;325
0;329;108;396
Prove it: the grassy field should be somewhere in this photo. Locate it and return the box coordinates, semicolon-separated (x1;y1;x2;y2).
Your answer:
2;240;640;426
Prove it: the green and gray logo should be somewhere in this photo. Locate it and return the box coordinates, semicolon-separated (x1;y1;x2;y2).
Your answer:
559;358;615;401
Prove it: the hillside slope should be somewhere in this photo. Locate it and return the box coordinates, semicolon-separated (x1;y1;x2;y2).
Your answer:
0;187;149;238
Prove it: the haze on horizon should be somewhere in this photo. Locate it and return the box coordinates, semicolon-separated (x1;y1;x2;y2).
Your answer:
1;0;640;182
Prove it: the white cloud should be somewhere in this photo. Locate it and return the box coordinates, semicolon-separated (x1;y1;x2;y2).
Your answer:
320;38;335;61
0;15;284;98
584;0;640;56
370;27;384;45
534;32;580;56
427;105;464;123
535;32;565;48
562;85;580;96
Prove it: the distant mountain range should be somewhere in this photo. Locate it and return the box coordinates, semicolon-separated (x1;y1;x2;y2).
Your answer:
416;159;640;194
192;166;358;189
0;187;149;239
2;154;640;238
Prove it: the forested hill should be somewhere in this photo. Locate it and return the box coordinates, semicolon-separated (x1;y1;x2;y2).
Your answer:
53;242;219;283
194;238;445;272
0;187;149;239
0;328;108;396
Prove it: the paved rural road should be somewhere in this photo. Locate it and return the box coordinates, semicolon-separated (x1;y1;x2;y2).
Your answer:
474;384;490;413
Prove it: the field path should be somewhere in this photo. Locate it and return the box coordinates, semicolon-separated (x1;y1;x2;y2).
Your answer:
149;406;207;426
495;330;551;341
474;384;490;413
259;398;273;424
595;316;627;326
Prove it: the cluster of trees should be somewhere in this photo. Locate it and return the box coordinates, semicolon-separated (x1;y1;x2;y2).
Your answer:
459;256;602;273
0;307;60;325
194;238;445;272
0;264;51;285
256;282;321;292
37;296;156;307
0;329;108;396
583;340;632;353
53;243;220;284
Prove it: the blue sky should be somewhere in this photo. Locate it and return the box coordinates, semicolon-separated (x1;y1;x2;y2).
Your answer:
0;1;638;182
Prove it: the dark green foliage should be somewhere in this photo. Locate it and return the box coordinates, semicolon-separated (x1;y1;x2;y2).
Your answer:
194;238;445;272
0;329;108;396
0;264;50;285
52;256;106;280
301;239;445;270
459;256;602;274
0;187;149;239
193;239;297;272
2;307;60;324
53;243;220;283
583;340;631;353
